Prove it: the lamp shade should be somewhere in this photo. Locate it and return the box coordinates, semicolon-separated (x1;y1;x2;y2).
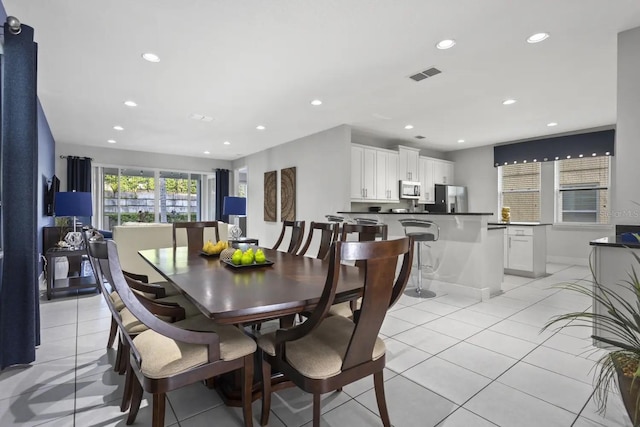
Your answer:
223;196;246;216
54;192;93;217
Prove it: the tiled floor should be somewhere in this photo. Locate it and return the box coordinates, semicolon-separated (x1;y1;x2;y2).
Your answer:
0;264;633;426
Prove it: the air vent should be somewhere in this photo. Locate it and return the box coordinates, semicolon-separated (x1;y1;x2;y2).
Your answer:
409;67;442;82
415;135;426;139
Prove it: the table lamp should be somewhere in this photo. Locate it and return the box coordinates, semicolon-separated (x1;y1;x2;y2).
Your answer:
223;196;246;240
55;191;93;248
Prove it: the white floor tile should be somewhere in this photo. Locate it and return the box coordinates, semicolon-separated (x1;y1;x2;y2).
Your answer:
466;301;523;318
542;333;603;359
38;324;76;345
497;362;593;414
305;399;382;427
342;368;396;398
508;302;569;328
488;318;556;344
403;356;492;405
522;345;597;384
73;394;179;426
74;370;124;411
180;399;279;427
578;390;634;427
421;317;484;340
0;382;76;426
503;286;557;304
388;306;441;326
394;326;459;355
439;342;518;379
380;316;416;337
382;338;432;374
77;316;113;336
466;330;537;359
167;381;224;421
433;294;479;308
437;407;498;426
464;382;577;427
413;300;461;316
0;357;77;401
356;375;457;427
75;348;118;380
444;309;502;328
268;386;351;427
33;337;77;365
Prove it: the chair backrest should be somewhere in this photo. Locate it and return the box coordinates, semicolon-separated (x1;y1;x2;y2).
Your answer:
172;221;220;252
398;219;440;242
297;222;339;259
280;238;413;371
101;240;222;365
272;220;306;254
340;223;388;242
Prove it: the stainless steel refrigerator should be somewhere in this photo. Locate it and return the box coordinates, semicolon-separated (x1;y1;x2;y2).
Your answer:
434;184;468;213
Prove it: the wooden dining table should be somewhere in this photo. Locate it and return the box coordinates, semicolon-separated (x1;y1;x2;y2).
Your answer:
138;246;364;325
138;245;365;405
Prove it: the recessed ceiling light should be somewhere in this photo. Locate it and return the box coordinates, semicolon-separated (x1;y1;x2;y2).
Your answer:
457;139;465;143
124;100;137;107
436;39;456;50
107;139;116;144
547;122;558;127
256;125;266;130
113;125;124;131
523;160;527;163
502;99;517;105
555;156;559;160
592;153;597;156
605;151;610;155
141;52;160;63
310;99;323;106
204;151;210;155
567;155;571;159
579;154;584;158
404;125;414;130
533;159;537;162
527;32;550;44
223;141;231;145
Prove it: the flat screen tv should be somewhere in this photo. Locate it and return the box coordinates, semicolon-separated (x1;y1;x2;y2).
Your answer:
45;175;60;216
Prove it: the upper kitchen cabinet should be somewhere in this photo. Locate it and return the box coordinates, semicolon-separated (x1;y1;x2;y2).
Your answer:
432;158;454;185
375;149;399;202
398;146;420;181
351;145;377;201
419;157;435;203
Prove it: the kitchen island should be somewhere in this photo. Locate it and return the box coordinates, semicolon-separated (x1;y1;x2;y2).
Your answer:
337;212;503;300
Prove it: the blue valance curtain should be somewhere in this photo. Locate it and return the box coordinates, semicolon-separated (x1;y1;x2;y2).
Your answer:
215;169;230;224
0;21;40;369
493;129;615;167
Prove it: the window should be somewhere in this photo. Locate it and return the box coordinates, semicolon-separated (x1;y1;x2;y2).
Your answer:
499;163;541;222
96;166;207;230
556;157;610;224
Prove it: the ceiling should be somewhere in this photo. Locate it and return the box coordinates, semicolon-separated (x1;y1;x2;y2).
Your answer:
4;0;640;160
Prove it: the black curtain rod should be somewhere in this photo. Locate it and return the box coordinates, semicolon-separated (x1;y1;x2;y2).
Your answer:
60;155;94;161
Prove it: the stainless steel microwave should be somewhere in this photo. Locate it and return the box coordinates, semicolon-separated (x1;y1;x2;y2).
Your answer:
399;181;421;199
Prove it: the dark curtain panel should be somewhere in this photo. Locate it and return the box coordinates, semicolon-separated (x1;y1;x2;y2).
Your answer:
0;22;40;369
215;169;230;223
67;156;91;192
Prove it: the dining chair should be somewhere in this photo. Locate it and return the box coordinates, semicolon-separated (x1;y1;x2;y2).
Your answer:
272;220;305;254
297;221;339;259
172;221;221;252
85;239;192;412
99;240;257;427
258;237;413;427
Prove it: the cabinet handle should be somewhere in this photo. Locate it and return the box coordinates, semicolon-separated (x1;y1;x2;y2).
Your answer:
512;239;529;243
508;237;511;248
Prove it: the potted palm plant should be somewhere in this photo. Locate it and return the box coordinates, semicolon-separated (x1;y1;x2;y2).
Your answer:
543;252;640;426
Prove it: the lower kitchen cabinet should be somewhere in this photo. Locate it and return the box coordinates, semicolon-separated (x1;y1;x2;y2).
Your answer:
500;224;548;278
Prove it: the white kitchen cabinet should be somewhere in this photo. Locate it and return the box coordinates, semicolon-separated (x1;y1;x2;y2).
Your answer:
418;157;435;203
351;145;377;201
398;146;420;181
433;159;454;185
503;225;547;277
375;150;399;201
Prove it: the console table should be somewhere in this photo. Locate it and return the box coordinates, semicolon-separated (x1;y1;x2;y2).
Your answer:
45;247;98;299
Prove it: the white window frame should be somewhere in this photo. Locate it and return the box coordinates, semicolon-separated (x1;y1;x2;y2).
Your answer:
554;156;611;225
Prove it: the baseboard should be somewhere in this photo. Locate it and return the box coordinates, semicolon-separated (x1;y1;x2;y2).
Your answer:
430;280;490;301
547;255;589;266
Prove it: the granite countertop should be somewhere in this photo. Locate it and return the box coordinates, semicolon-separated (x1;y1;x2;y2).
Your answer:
338;211;494;216
488;222;552;226
590;236;640;249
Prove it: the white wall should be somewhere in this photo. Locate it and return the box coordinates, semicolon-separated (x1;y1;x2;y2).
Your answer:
614;27;640;225
56;142;232;190
448;145;499;220
232;125;351;246
450;144;614;265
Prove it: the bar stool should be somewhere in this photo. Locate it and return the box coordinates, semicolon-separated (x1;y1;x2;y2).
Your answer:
399;218;440;298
